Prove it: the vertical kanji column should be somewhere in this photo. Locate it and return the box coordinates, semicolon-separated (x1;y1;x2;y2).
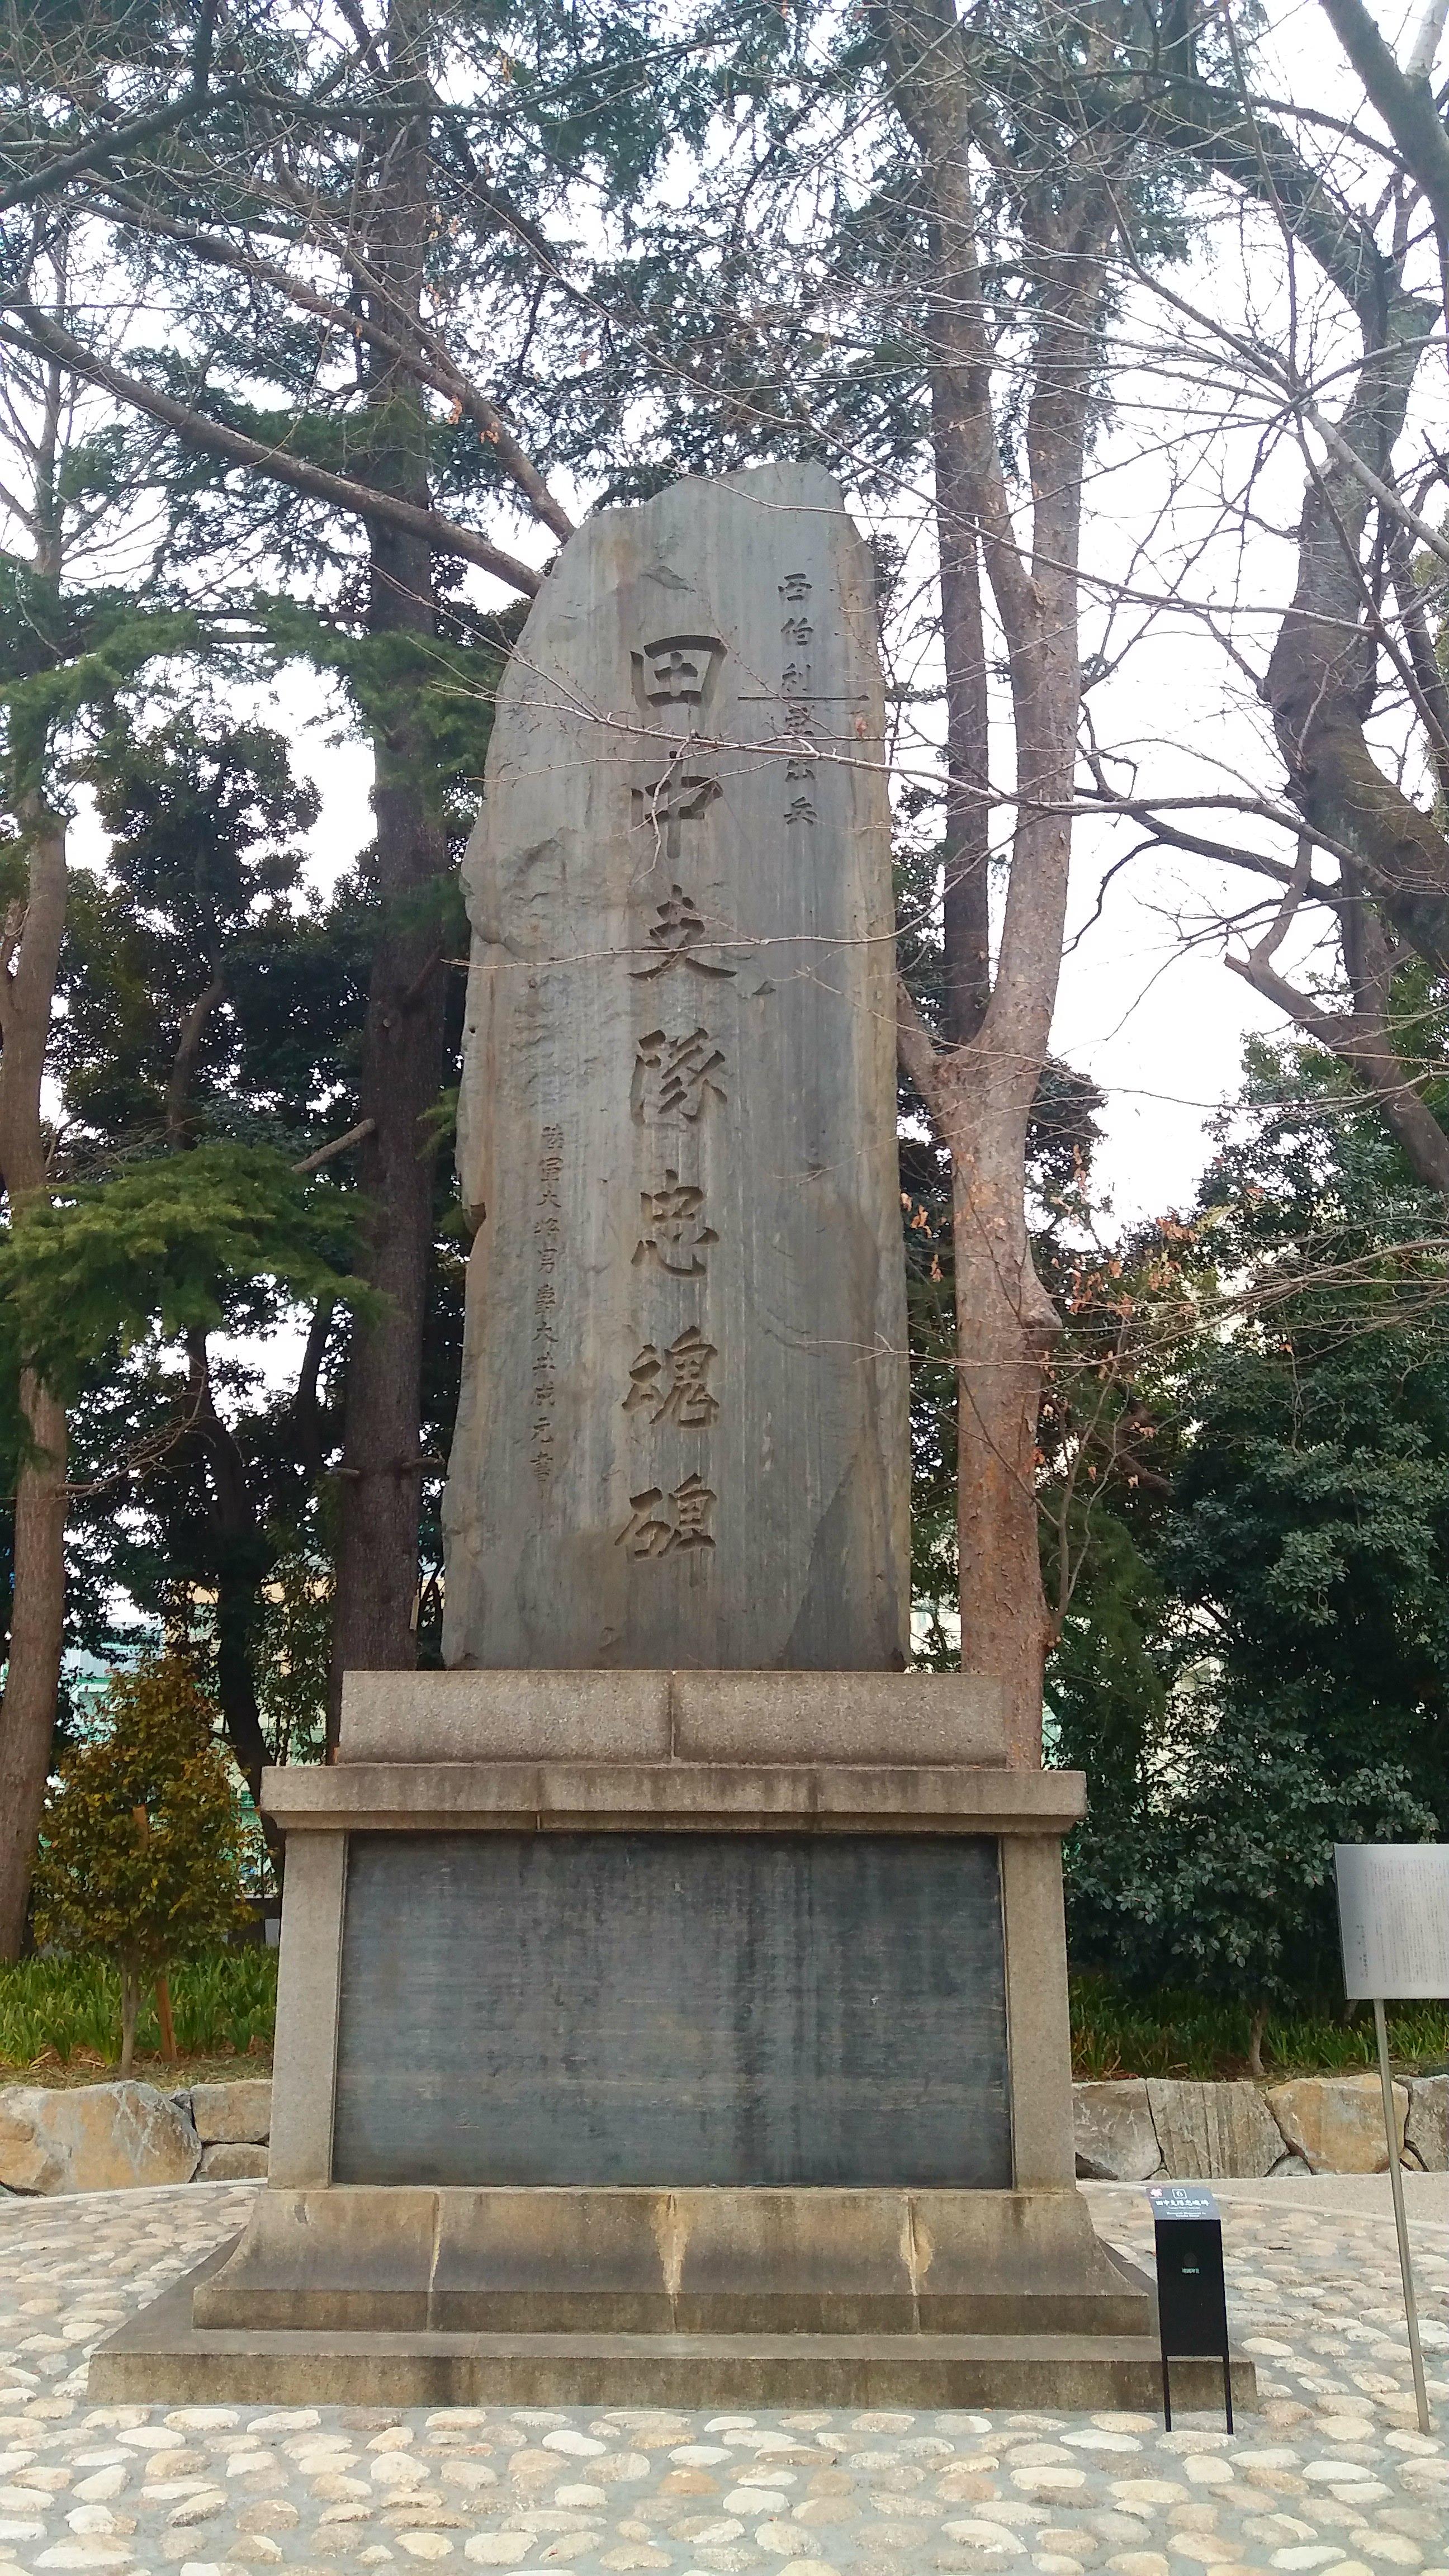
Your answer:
444;463;908;1670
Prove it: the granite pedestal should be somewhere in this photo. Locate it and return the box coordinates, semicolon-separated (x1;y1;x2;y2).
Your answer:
92;1671;1256;2409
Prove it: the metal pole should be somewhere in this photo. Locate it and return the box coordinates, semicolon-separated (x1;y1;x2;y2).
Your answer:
1375;1995;1431;2435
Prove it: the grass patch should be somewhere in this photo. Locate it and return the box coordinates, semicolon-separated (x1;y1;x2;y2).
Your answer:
6;1951;1446;2089
1071;1974;1449;2082
0;1949;277;2076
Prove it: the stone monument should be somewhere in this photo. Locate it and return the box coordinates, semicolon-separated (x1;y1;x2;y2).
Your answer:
442;461;909;1672
93;465;1253;2412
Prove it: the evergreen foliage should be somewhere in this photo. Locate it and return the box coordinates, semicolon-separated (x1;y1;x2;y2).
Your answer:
253;1549;333;1768
0;1145;366;1403
0;1947;277;2074
1055;1040;1449;2021
31;1654;250;2068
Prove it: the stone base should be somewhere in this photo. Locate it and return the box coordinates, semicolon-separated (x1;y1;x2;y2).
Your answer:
87;2179;1256;2411
262;1735;1087;2200
93;2237;1259;2412
97;1675;1252;2412
193;2182;1153;2336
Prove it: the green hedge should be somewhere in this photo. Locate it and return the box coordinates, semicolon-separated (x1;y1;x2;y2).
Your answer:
0;1950;277;2070
1072;1973;1449;2081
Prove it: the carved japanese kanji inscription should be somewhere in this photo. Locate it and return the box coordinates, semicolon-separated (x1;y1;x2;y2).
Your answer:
622;1325;720;1429
529;1125;564;1485
444;462;908;1669
632;634;726;716
630;887;735;982
630;1027;727;1126
632;773;721;834
633;1172;715;1277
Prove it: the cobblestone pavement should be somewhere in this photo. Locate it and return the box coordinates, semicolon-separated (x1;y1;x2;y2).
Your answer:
0;2180;1446;2576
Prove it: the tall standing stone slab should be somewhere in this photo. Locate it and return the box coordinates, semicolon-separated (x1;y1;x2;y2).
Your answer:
442;463;909;1671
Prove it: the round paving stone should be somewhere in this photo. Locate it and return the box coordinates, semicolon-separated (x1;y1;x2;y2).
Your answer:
3;2184;1449;2576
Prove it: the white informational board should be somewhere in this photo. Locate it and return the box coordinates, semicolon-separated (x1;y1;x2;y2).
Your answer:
1335;1845;1449;2001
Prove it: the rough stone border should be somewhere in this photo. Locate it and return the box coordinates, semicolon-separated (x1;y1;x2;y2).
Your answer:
0;2076;271;2195
1074;2072;1449;2180
4;2070;1446;2194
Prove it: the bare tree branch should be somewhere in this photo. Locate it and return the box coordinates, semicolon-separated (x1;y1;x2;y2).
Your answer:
0;304;542;596
1318;0;1449;238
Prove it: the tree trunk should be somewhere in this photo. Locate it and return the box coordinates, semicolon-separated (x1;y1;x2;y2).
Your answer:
326;3;450;1746
327;697;448;1732
883;6;1112;1761
155;1973;176;2063
183;1331;283;1869
119;1961;140;2076
0;795;69;1958
951;1098;1060;1749
1263;287;1449;969
924;165;1052;1731
0;1376;67;1956
930;211;992;1052
897;1008;1064;1763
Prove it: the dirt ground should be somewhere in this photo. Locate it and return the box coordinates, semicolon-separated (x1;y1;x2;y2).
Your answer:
0;2048;271;2089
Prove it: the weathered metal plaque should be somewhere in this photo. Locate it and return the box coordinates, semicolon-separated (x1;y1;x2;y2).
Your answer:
1336;1843;1449;1999
332;1832;1011;2189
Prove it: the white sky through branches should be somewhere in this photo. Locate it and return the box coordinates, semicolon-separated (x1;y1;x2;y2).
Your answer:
30;0;1448;1238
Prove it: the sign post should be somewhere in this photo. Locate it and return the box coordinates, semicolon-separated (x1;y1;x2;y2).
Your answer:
1147;2182;1233;2432
1334;1843;1449;2437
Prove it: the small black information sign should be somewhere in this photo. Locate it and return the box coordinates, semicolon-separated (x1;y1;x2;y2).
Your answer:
1147;2181;1233;2432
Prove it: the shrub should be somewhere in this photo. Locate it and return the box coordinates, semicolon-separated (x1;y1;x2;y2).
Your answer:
0;1949;277;2069
32;1654;250;2070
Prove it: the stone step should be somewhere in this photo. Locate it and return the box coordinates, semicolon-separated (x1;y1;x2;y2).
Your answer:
93;2246;1256;2413
191;2186;1158;2341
